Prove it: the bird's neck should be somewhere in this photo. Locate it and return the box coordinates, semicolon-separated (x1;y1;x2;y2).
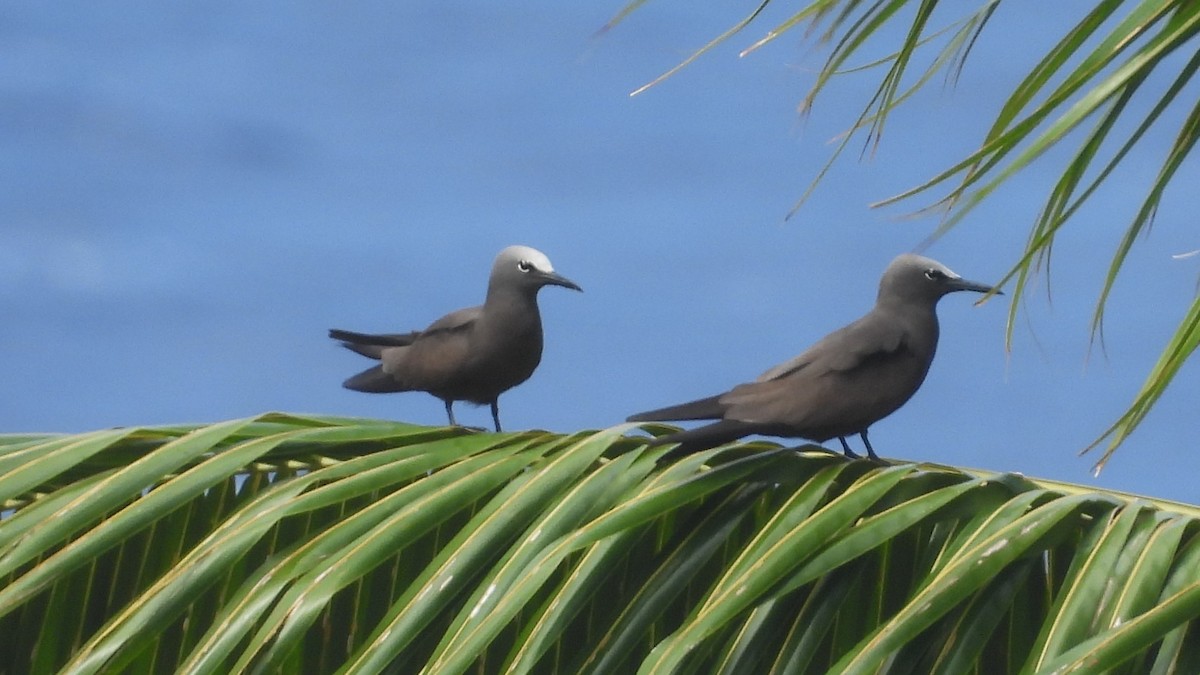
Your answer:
880;301;940;355
482;288;543;335
485;285;539;310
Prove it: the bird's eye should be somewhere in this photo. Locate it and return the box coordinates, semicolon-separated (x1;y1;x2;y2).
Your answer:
517;260;533;273
924;268;947;281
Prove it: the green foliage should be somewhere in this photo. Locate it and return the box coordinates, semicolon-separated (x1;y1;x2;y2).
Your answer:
611;0;1200;472
2;415;1198;673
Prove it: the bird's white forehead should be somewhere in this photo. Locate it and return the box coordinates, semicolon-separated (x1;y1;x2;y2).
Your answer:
500;245;554;272
901;253;960;279
930;259;960;278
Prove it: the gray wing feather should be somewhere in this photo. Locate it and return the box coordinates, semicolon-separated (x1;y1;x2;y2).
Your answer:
421;306;481;336
756;314;906;382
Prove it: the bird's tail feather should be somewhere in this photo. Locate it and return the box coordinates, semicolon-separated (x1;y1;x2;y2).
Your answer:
646;419;757;461
330;329;420;360
329;329;420;347
339;342;386;359
342;365;406;393
626;394;725;422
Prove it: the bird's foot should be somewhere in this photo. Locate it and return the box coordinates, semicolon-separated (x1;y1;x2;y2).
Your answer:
858;432;885;463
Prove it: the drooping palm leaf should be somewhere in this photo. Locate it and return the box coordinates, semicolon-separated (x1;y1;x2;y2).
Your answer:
1;415;1198;673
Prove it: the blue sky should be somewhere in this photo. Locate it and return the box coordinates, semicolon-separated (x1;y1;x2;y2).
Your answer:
2;2;1197;502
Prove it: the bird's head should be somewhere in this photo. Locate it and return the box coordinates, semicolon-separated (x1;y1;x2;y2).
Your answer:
491;245;583;294
879;253;999;306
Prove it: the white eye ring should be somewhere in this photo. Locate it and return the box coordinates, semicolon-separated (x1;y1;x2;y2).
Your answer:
924;268;946;281
517;260;533;273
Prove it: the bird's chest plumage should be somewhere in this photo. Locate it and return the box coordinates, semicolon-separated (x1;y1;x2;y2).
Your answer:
476;319;543;373
456;308;544;399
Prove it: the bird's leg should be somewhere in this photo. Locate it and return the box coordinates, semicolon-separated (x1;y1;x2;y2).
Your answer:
838;436;861;459
490;400;502;433
444;400;457;427
860;430;880;461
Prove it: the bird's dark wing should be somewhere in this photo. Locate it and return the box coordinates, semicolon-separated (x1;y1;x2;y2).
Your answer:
330;329;421;360
330;305;480;362
419;306;481;339
372;306;483;395
755;313;907;382
330;305;481;349
627;394;726;422
721;316;919;438
629;316;910;428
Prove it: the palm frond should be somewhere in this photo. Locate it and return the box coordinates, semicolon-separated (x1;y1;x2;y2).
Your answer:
2;416;1198;672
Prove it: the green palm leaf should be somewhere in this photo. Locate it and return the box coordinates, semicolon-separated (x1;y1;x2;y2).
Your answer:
2;416;1198;673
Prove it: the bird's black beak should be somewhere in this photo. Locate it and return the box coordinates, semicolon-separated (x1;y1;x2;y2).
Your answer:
539;271;583;292
947;277;1001;295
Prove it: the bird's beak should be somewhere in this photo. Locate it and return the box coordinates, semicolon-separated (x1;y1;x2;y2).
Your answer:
947;277;1001;295
539;271;583;292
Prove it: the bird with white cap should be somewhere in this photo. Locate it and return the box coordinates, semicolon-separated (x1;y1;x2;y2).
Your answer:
331;245;581;432
628;253;999;460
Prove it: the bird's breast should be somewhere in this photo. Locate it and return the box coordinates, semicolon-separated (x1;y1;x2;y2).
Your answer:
451;313;543;398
